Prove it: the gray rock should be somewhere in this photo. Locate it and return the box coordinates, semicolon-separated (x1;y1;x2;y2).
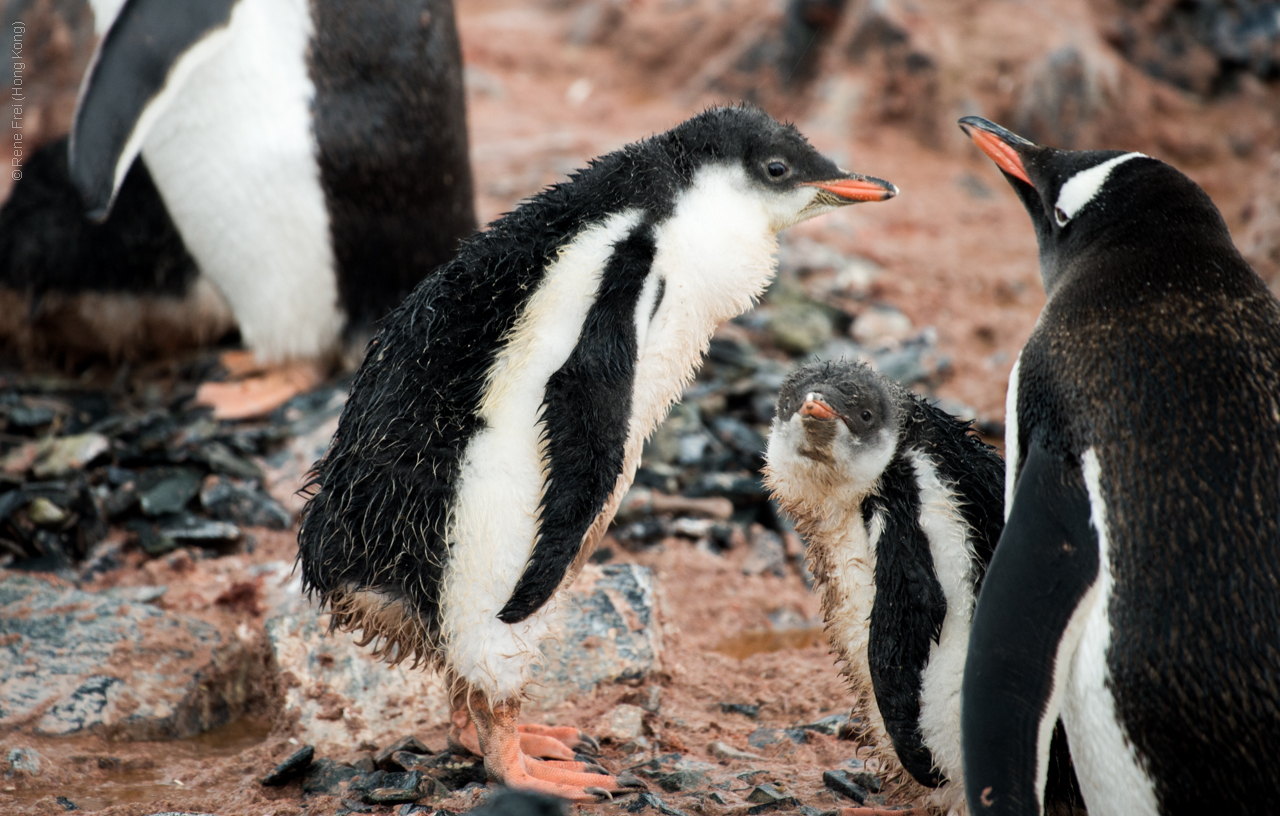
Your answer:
261;744;314;786
31;434;111;480
531;563;663;706
595;703;645;742
767;303;835;354
0;573;252;739
742;525;787;578
268;565;662;750
199;475;291;529
137;467;204;516
6;746;42;776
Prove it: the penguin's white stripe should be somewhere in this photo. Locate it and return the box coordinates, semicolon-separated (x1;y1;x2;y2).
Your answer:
1063;449;1160;816
1003;352;1022;519
908;450;976;793
632;271;663;356
440;208;643;700
138;0;343;362
1054;153;1146;224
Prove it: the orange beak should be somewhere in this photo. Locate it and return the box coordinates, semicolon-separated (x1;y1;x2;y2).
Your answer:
799;396;838;420
959;119;1033;186
803;175;898;202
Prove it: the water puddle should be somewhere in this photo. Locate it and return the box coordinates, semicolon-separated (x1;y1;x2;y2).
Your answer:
9;718;272;811
713;625;826;659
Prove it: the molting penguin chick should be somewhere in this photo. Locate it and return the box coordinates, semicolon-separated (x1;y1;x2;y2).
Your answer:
297;105;897;801
959;117;1280;816
0;0;475;419
765;360;1007;814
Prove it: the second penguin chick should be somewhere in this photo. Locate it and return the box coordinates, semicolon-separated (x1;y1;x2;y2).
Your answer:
765;360;1006;813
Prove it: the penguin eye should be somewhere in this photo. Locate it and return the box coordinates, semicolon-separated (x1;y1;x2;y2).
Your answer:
1054;206;1070;227
860;410;873;423
766;161;790;179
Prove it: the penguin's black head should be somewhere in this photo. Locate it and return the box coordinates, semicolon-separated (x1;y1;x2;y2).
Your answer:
958;116;1235;293
662;106;898;229
766;360;902;499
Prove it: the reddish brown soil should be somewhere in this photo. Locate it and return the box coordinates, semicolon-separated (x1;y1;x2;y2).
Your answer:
2;0;1278;814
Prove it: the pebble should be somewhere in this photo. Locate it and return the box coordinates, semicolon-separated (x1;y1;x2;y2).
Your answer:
822;769;869;803
719;702;761;719
6;747;43;776
470;789;570;816
851;306;914;346
374;735;432;771
199;475;291;529
707;741;761;760
768;303;834;354
261;744;315;786
656;769;706;792
596;704;646;742
31;434;110;479
741;525;787;577
27;496;68;526
626;792;690;816
137;467;204;516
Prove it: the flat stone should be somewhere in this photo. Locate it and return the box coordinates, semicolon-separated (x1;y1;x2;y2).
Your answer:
156;514;241;544
31;434;111;480
261;744;315;786
469;789;571;816
822;769;868;803
137;468;204;516
656;769;706;792
852;306;913;346
595;704;645;743
799;714;850;736
626;793;689;816
199;475;291;529
707;741;761;761
0;573;252;739
375;735;431;771
27;497;67;526
302;758;360;796
719;702;760;719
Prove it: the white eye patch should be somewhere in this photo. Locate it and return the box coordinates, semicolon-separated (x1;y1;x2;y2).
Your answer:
1053;152;1147;226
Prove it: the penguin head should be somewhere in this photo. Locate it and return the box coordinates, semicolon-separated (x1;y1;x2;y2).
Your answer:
765;360;902;503
663;106;898;231
957;116;1234;293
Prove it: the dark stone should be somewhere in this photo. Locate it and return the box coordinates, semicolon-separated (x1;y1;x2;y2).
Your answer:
375;735;431;771
397;805;432;815
136;467;203;516
684;472;766;501
746;784;789;805
850;771;882;793
363;771;423;806
55;795;78;811
193;441;263;480
798;714;849;736
822;770;868;804
261;745;315;786
747;728;807;749
395;752;486;791
302;758;360;796
156;513;240;545
127;519;178;557
719;702;760;719
336;800;376;815
9;405;56;428
625;792;690;816
656;769;706;792
199;476;291;529
469;790;571;816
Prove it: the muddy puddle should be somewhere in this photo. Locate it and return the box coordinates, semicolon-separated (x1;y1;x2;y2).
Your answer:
713;625;827;660
7;718;273;812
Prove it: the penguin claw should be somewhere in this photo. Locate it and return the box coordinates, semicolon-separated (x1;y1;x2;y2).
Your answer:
585;786;613;802
574;734;601;756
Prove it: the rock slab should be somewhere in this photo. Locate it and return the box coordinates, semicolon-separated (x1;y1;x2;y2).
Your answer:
0;572;252;739
267;563;662;749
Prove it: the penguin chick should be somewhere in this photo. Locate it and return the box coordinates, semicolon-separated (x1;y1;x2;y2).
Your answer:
297;105;896;802
0;0;475;419
959;117;1280;816
765;360;1005;814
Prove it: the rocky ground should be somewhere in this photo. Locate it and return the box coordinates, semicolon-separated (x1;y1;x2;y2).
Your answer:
2;0;1278;814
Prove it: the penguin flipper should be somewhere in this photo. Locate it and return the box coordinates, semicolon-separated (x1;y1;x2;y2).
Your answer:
498;229;658;624
70;0;242;219
961;441;1100;816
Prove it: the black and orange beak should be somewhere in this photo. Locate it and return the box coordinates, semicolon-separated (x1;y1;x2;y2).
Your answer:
958;116;1035;186
803;174;898;203
799;395;838;420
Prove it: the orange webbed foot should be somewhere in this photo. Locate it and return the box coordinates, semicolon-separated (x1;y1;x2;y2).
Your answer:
455;702;645;802
194;355;325;420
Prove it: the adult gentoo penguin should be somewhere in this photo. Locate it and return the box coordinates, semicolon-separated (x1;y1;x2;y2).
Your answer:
297;105;897;800
0;0;474;418
958;116;1280;816
765;361;1081;816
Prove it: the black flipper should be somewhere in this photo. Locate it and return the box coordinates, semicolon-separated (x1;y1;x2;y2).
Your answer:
962;441;1100;816
70;0;242;219
497;227;655;624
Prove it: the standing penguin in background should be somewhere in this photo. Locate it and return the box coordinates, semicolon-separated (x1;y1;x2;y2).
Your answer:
958;116;1280;816
0;0;474;418
298;105;897;800
765;361;1082;816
